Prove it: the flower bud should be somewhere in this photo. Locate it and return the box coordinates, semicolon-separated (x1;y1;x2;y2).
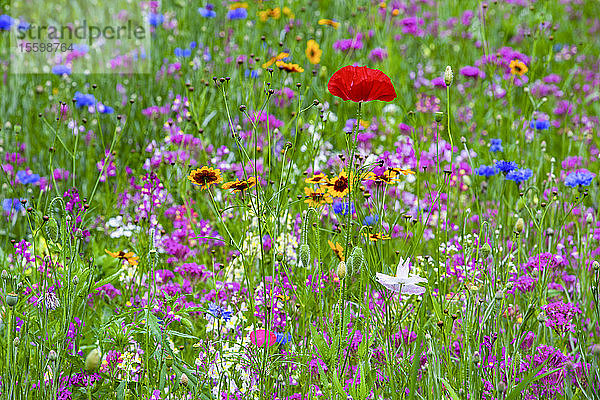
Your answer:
515;218;524;234
444;66;453;86
497;381;506;394
479;243;492;260
276;252;284;262
1;270;8;280
85;348;101;372
44;217;60;243
13;337;20;347
180;373;189;387
586;214;593;224
337;261;347;280
434;112;444;122
472;351;481;365
299;244;310;267
349;247;365;275
495;290;504;300
593;261;599;271
537;311;546;323
48;350;58;361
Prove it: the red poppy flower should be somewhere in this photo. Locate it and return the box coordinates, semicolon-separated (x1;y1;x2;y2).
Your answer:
249;329;277;347
327;65;397;103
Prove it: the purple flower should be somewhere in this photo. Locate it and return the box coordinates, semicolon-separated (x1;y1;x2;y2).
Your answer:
542;301;581;334
476;165;497;177
495;160;518;174
489;138;503;152
459;66;485;79
368;47;388;62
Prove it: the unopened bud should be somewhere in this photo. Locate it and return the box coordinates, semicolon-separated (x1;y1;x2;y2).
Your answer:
180;373;189;387
480;243;492;259
48;350;58;361
434;112;444;122
349;247;365;275
593;261;599;271
337;261;347;279
444;66;453;86
299;244;310;267
515;218;524;234
497;381;506;394
472;351;481;365
13;337;20;347
495;290;504;300
85;349;101;372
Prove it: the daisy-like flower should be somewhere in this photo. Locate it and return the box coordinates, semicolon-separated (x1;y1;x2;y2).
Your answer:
328;240;344;261
306;40;322;64
188;166;223;190
328;171;350;198
305;172;329;184
304;186;333;207
276;61;304;73
262;52;289;69
318;19;340;29
365;168;411;185
222;177;257;193
375;257;427;295
105;249;139;265
509;59;528;76
366;232;390;241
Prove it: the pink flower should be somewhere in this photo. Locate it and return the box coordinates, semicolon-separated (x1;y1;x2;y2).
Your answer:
250;329;277;347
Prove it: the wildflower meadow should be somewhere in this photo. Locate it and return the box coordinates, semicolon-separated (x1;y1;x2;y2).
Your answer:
1;0;600;399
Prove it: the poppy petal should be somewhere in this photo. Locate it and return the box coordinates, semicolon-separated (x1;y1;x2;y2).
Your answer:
249;329;277;347
327;65;397;103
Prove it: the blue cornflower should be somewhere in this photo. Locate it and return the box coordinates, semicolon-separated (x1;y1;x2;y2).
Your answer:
198;4;217;18
17;19;29;31
51;65;71;76
227;8;247;20
97;103;114;114
74;92;96;108
2;199;24;213
564;170;595;188
506;168;533;184
475;165;497;177
489;139;503;152
529;119;550;130
0;15;13;30
276;332;292;345
148;12;164;27
207;303;220;318
16;170;40;184
221;309;233;322
332;201;354;216
244;69;259;78
363;215;379;226
174;47;192;57
495;160;518;175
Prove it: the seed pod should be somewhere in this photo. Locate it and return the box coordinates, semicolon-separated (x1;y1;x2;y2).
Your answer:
479;243;492;259
6;293;18;307
180;373;189;387
44;217;60;243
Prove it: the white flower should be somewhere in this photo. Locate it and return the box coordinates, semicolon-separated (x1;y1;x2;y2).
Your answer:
375;257;427;295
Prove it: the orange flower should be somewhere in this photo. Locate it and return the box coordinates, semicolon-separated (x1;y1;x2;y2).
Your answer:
258;7;281;22
275;61;304;73
328;240;344;261
262;52;289;69
318;19;339;29
509;59;528;76
222;177;257;193
304;186;333;207
188;167;223;190
105;249;139;265
305;40;322;64
229;2;248;10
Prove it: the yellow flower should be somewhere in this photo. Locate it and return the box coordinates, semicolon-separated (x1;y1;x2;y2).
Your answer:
105;249;139;265
229;2;248;10
305;172;329;185
305;40;322;64
275;61;304;73
318;19;339;29
262;52;289;69
258;7;280;22
282;7;294;18
328;240;344;261
304;186;333;207
366;232;391;241
188;167;223;190
327;171;351;198
509;59;528;76
222;177;257;193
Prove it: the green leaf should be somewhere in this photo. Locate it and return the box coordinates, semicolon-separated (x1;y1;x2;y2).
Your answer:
116;380;126;400
331;371;346;396
93;270;121;290
439;378;460;400
407;326;424;400
310;324;331;362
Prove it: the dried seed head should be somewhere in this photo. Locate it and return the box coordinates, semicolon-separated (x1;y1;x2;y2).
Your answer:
515;217;524;234
337;261;347;279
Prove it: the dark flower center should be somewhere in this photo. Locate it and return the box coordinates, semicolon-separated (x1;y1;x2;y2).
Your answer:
333;176;348;191
194;170;217;184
